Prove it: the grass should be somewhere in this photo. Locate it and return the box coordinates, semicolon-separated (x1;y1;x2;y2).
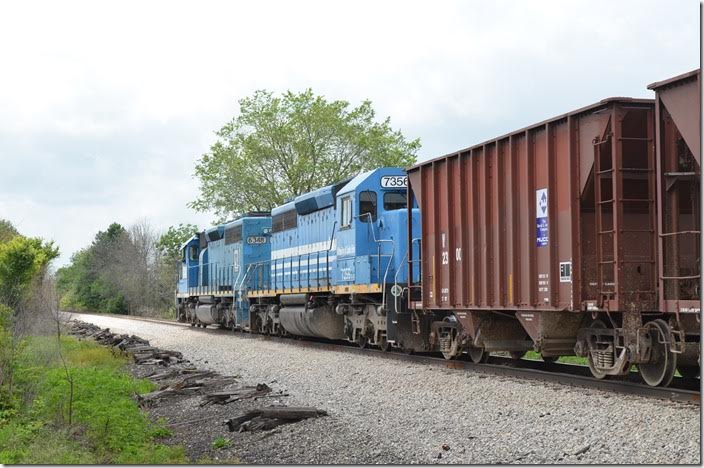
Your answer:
523;350;588;365
212;436;232;450
522;350;685;377
0;335;186;464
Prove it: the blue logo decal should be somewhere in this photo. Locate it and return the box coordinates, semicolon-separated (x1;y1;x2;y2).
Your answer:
536;188;548;247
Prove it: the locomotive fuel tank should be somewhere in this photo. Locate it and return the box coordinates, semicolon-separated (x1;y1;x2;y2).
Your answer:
278;294;345;339
196;304;219;324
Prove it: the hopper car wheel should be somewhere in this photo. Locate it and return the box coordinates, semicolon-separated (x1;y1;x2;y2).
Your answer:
468;346;489;363
357;334;368;349
587;320;609;380
190;322;195;327
639;319;677;387
379;337;390;352
402;346;414;355
678;366;700;379
510;351;524;360
541;355;559;364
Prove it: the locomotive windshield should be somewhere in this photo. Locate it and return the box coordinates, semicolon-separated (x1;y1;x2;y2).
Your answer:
383;192;406;210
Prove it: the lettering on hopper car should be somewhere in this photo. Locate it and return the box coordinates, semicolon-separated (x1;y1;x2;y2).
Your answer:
440;287;449;303
537;273;549;293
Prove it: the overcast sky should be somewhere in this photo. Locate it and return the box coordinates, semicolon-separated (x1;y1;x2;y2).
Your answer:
0;0;699;267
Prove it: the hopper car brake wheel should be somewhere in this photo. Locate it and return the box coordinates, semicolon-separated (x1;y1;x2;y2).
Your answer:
639;319;677;387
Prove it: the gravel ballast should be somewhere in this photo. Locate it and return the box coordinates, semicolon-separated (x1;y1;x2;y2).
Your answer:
73;313;701;464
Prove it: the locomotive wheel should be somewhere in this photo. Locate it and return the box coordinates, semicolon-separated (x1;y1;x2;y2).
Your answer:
639;319;677;387
468;346;489;363
510;351;524;360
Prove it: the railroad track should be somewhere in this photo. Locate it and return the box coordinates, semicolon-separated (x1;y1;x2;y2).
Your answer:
67;311;701;405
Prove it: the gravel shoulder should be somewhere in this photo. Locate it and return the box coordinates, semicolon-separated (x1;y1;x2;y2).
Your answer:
73;313;701;464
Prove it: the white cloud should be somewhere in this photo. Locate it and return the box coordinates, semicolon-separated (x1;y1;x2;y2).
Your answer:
0;0;698;267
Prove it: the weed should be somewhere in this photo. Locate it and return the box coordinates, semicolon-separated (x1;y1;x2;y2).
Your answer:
212;436;232;450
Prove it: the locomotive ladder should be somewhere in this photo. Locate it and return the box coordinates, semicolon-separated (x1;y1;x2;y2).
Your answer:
594;116;656;309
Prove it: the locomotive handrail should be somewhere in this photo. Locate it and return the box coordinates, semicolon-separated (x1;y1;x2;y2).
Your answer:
382;240;395;286
358;211;395;287
393;247;408;314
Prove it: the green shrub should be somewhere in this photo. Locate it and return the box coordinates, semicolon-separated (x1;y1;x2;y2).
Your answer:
0;336;186;464
212;437;231;450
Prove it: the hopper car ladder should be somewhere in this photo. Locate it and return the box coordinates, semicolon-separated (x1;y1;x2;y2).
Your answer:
593;113;656;310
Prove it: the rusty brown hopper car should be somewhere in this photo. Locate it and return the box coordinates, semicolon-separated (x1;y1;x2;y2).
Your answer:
650;70;701;319
406;72;700;386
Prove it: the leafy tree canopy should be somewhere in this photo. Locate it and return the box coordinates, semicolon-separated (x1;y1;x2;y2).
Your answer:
55;223;129;314
0;236;59;305
156;224;199;262
190;89;420;220
0;219;19;244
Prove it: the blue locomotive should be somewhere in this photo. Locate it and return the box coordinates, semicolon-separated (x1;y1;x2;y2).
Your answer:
176;212;272;329
176;167;422;350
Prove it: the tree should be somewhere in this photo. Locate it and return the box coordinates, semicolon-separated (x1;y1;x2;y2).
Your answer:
0;219;19;244
56;221;192;318
0;234;59;398
0;236;59;308
55;223;129;314
190;89;420;219
157;223;199;262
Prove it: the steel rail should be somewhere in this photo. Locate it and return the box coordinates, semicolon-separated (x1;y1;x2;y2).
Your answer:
67;311;700;405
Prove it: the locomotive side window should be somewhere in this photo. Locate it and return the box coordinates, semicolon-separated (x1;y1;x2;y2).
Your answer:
359;191;377;222
341;196;353;228
188;245;198;261
384;192;406;210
